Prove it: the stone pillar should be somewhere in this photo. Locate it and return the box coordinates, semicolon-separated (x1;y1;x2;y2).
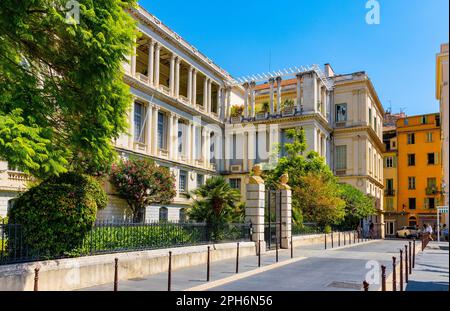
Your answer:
226;87;231;120
146;105;153;154
203;78;208;110
187;66;193;104
175;57;180;98
192;69;197;106
128;101;135;149
207;80;212;114
278;174;292;249
168;114;174;158
130;39;137;77
202;127;207;166
169;55;176;96
249;82;256;118
154;43;160;87
243;82;249;118
269;78;275;115
243;132;248;172
152;106;159;155
217;87;222;117
205;129;211;168
173;115;179;160
185;121;191;160
148;40;154;86
276;76;282;114
248;129;256;169
224;130;231;171
190;123;196;164
296;74;302;112
245;165;265;248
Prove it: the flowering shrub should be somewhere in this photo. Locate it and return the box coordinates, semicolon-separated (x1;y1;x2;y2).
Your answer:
110;158;176;222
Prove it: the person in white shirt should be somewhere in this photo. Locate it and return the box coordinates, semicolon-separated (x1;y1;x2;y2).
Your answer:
426;224;434;241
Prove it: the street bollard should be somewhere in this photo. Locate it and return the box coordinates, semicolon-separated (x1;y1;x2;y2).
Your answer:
405;245;408;283
344;232;346;246
381;265;386;292
324;234;327;250
392;257;397;291
236;242;240;274
258;240;261;267
399;249;404;291
354;231;356;244
34;267;39;292
409;241;412;275
363;281;369;291
291;235;294;259
331;232;334;248
113;258;119;292
168;251;172;291
413;239;416;268
276;240;279;263
207;246;211;282
349;232;351;245
338;232;341;247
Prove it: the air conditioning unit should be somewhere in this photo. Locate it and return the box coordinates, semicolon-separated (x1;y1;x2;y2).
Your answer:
230;165;242;173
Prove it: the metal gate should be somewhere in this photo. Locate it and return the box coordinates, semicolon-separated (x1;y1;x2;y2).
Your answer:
264;188;281;250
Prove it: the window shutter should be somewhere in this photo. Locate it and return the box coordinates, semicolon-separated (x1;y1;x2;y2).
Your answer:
435;152;439;165
424;198;428;209
393;156;397;167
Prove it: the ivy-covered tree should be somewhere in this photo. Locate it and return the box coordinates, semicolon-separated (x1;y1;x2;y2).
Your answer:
110;158;176;222
0;0;137;178
339;183;376;229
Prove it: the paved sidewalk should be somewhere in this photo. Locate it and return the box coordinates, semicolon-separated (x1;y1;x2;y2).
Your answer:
406;242;449;291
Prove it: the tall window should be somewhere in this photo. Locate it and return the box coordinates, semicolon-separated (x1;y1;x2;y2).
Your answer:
229;178;241;190
385;156;394;168
179;208;187;223
178;126;183;153
426;132;433;143
420;115;427;124
336;104;347;122
159;207;168;222
197;174;204;187
386;179;394;191
407;154;416;166
425;198;436;209
408;198;416;210
179;170;187;193
157;111;166;149
427;153;438;165
374;116;377;132
369;108;372;126
134;102;145;143
335;146;347;170
408;177;416;190
407;133;415;145
385;198;394;211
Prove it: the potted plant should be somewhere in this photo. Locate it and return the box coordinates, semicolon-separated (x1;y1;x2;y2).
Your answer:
230;105;244;123
281;98;295;116
255;102;269;120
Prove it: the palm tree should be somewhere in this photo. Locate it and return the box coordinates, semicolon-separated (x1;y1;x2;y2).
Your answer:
186;176;243;227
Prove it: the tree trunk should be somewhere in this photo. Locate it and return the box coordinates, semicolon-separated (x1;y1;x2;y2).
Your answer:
133;208;144;223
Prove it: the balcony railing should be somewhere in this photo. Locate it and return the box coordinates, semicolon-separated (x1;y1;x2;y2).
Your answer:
425;187;439;195
384;189;395;197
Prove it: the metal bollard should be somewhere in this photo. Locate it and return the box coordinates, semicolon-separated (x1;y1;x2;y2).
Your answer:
405;245;409;283
349;232;351;245
363;281;369;291
291;235;294;259
331;232;334;248
207;246;211;282
276;240;279;263
258;240;261;267
236;242;240;274
338;232;341;247
354;231;356;244
392;257;397;291
34;267;40;292
413;239;416;268
344;232;346;246
168;251;172;291
381;265;386;292
324;233;327;250
399;249;404;291
409;241;412;275
114;258;119;292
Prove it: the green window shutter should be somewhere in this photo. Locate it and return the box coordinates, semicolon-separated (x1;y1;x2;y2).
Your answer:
435;152;440;165
393;156;397;168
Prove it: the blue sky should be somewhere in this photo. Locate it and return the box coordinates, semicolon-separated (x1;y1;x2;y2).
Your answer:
139;0;449;116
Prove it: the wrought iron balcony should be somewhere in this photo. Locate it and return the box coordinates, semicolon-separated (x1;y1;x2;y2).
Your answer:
384;189;395;196
425;187;439;195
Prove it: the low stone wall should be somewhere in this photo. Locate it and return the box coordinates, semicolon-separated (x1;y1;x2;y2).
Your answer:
0;242;255;291
292;231;358;248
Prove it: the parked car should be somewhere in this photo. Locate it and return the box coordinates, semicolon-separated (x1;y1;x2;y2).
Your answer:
396;226;419;238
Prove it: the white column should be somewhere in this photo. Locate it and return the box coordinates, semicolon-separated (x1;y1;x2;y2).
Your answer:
243;83;249;118
296;74;302;112
192;70;197;106
169;55;176;96
226;87;231;120
168;114;174;158
224;130;231;170
248;130;256;168
128;101;135;149
203;78;208;110
146;105;153;154
191;123;196;164
175;57;180;98
250;82;256;118
152;106;159;155
148;40;154;86
187;67;193;104
154;43;160;87
217;87;222;117
207;80;212;114
202;127;207;166
130;39;137;77
185;122;191;160
173;116;179;160
243;132;248;172
276;77;282;114
312;74;318;112
205;129;211;168
269;78;275;115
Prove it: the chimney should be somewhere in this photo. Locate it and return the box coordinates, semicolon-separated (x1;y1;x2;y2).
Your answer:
324;63;335;78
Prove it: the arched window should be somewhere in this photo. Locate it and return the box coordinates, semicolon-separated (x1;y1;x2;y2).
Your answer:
179;208;187;223
159;207;168;222
408;216;417;227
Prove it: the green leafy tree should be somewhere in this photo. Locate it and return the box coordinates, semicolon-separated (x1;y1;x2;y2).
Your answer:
110;158;176;222
0;0;137;178
339;183;376;229
186;176;243;226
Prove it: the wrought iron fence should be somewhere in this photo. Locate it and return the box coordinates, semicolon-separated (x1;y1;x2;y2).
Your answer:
291;222;321;235
0;220;251;266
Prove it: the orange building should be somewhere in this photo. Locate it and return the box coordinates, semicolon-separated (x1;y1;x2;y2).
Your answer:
397;113;443;228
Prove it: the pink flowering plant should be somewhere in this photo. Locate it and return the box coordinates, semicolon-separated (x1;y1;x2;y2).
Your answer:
110;157;176;222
